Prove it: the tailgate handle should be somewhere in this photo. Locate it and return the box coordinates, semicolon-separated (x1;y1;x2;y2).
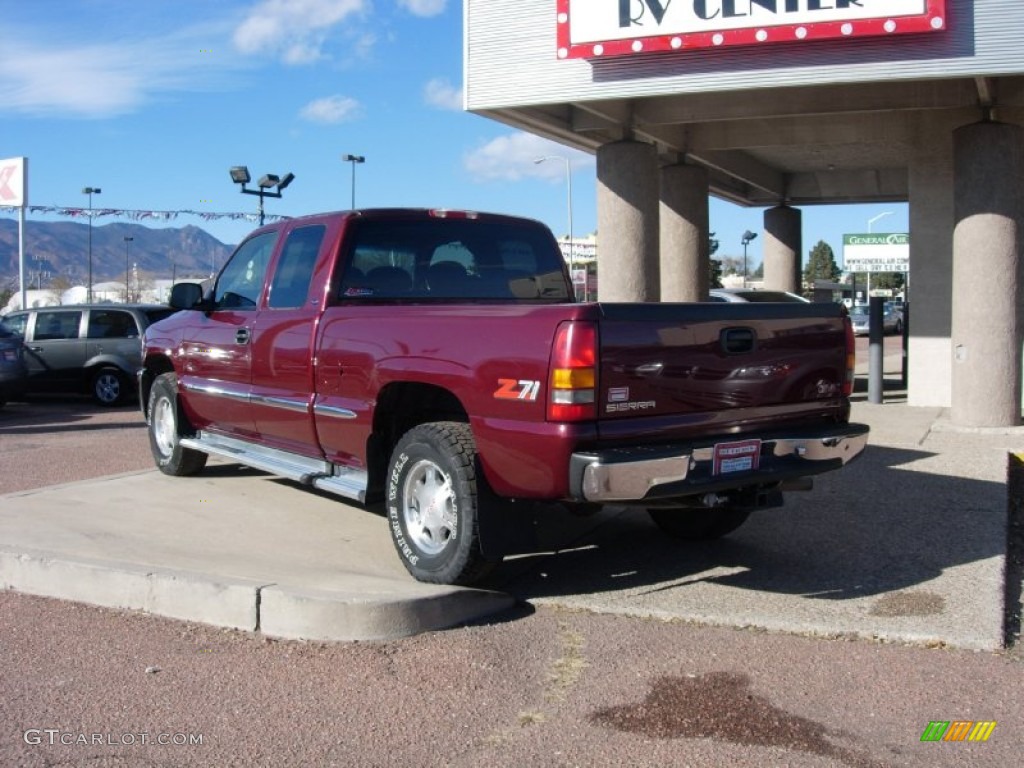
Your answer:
721;327;756;354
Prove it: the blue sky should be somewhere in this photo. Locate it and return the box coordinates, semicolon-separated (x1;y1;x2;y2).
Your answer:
1;0;908;268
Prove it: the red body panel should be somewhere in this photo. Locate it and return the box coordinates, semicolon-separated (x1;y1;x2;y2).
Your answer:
143;209;855;503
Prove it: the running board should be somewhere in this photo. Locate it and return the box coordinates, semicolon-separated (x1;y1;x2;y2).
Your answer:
180;432;368;503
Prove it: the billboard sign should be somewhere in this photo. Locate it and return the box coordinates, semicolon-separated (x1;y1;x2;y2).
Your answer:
557;0;946;60
843;232;909;273
0;157;28;208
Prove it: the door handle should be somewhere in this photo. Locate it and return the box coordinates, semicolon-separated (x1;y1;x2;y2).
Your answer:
29;346;44;352
235;329;250;345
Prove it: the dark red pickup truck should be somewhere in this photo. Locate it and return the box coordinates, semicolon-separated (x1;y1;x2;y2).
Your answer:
140;208;868;585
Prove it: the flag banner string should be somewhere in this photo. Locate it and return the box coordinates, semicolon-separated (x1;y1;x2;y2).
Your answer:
0;205;287;224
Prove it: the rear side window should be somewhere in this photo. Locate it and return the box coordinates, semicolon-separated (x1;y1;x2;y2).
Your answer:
338;218;569;301
88;310;139;339
4;313;27;336
34;311;82;341
215;232;278;310
269;225;325;309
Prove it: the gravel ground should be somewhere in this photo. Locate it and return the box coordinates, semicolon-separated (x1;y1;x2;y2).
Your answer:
2;395;1023;767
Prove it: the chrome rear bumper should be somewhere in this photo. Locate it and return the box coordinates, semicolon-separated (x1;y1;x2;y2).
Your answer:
570;423;869;503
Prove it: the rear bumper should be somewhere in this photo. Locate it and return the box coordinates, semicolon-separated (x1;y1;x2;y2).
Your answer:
569;422;869;503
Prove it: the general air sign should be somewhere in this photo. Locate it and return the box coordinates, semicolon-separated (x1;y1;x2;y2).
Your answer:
843;233;909;273
556;0;947;59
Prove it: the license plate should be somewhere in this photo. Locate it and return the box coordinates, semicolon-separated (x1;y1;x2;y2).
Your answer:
712;439;761;475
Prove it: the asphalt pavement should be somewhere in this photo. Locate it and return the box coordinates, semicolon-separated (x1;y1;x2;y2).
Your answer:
1;356;1023;767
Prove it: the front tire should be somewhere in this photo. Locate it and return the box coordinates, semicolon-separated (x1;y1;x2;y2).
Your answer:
148;372;207;476
648;507;751;540
92;367;126;406
386;422;495;585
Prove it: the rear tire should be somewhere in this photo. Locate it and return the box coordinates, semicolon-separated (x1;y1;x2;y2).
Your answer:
148;372;207;476
648;507;752;540
386;422;496;585
92;367;126;406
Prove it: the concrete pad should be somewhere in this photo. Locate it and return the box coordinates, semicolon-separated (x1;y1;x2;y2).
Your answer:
0;467;513;642
493;401;1014;651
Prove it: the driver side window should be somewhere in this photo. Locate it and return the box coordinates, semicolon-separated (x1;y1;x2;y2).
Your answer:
215;232;278;310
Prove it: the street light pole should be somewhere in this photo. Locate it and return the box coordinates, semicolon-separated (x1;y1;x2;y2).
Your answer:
534;155;574;289
741;230;758;288
342;154;365;209
82;187;101;303
123;236;133;302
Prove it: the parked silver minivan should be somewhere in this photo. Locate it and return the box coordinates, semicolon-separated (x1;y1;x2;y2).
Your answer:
3;304;177;405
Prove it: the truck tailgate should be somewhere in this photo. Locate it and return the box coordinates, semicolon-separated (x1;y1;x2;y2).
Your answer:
596;302;849;433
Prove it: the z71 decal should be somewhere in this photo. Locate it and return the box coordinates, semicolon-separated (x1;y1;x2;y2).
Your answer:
494;378;541;401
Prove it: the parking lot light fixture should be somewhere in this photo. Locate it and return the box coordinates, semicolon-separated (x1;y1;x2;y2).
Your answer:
534;156;574;274
741;230;758;288
341;154;365;209
83;186;101;303
229;166;294;226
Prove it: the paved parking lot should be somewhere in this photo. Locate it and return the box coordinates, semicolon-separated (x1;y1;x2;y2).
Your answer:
2;388;1022;766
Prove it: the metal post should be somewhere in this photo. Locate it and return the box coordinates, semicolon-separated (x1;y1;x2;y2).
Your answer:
868;295;885;403
342;154;365;209
83;186;101;303
123;236;133;302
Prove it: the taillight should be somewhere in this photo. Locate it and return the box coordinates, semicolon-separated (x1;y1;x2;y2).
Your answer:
547;321;597;422
843;315;855;396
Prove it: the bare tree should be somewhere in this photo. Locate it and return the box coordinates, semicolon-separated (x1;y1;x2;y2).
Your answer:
47;274;74;305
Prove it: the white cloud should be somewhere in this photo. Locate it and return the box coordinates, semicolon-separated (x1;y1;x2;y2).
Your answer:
464;133;593;182
233;0;366;63
423;78;462;110
398;0;447;18
0;26;243;118
299;94;363;123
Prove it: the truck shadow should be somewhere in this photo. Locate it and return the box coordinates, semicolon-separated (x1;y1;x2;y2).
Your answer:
489;444;1007;604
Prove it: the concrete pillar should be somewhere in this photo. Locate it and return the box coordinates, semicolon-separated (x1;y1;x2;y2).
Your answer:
659;164;709;302
596;140;659;302
951;120;1024;427
763;205;801;293
907;113;957;408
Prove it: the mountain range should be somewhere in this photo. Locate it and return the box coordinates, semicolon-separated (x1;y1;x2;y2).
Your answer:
0;218;235;286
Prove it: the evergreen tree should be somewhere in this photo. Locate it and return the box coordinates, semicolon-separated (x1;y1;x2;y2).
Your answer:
804;240;841;283
710;259;723;288
709;232;722;287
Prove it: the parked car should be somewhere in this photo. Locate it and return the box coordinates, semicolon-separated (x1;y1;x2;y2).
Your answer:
3;304;177;405
0;317;28;409
849;304;902;336
708;288;810;303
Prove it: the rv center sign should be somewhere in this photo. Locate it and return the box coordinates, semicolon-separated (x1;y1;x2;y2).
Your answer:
557;0;947;59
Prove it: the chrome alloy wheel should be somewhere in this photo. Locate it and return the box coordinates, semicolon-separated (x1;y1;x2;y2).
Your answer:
151;394;177;459
401;458;457;556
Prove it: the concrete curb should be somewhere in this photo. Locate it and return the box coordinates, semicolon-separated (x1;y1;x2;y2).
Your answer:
0;548;263;631
260;585;515;642
0;548;515;642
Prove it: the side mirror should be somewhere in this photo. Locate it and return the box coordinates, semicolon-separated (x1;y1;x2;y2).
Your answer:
169;282;205;310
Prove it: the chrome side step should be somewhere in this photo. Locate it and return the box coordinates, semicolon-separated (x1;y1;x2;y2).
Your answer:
180;432;367;503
